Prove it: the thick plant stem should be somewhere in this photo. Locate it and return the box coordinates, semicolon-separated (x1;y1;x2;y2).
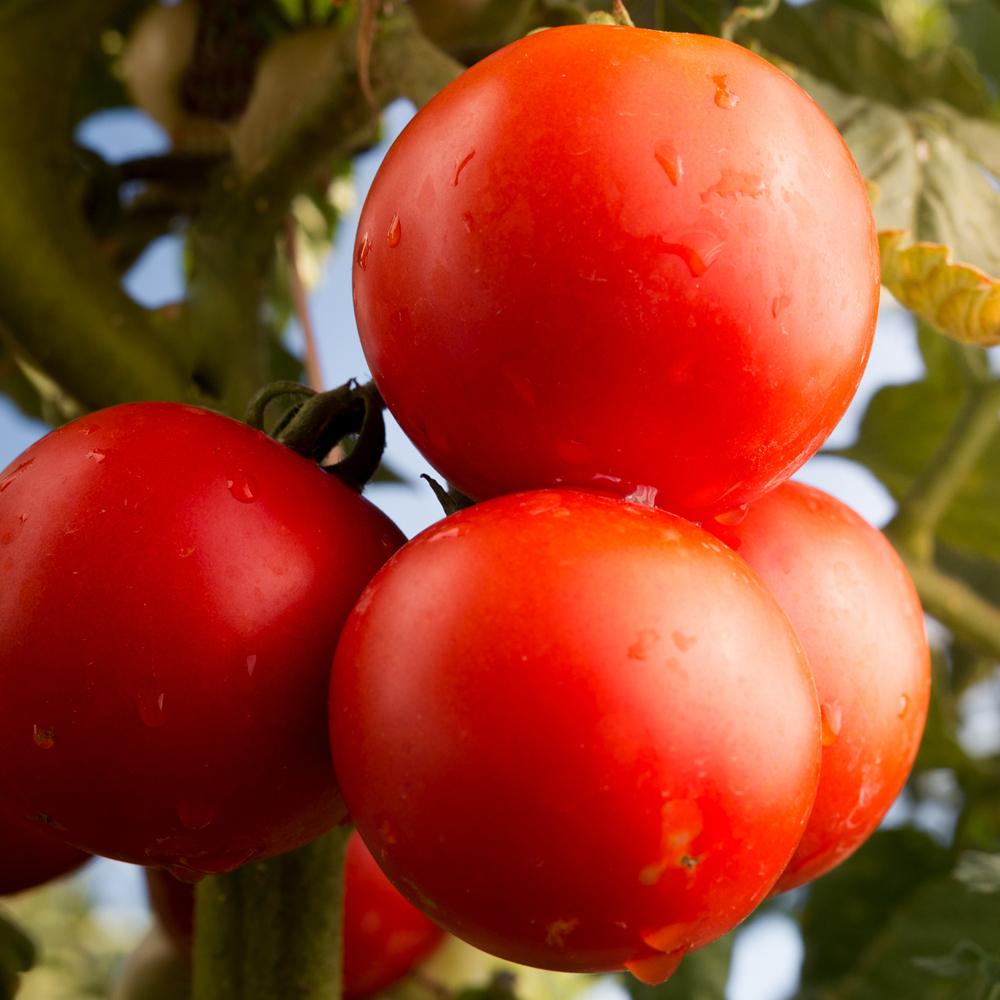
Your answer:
193;827;353;1000
885;374;1000;563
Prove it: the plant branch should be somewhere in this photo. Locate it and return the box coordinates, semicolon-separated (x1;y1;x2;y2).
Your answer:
0;0;194;412
895;552;1000;659
192;827;353;1000
885;370;1000;563
284;215;324;392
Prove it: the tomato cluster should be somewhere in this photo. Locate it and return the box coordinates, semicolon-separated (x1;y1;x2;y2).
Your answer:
0;18;929;994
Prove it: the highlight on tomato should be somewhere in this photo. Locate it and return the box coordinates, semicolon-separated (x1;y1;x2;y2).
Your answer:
0;403;405;879
354;26;878;520
331;490;822;983
706;481;931;891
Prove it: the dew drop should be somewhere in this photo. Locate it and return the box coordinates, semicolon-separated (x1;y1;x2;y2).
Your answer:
662;231;727;278
387;212;401;247
453;149;475;186
821;701;842;746
711;74;739;109
227;471;260;504
628;629;661;660
356;233;372;270
654;141;683;185
0;460;33;493
32;725;54;749
246;654;257;676
625;484;659;507
176;800;215;830
86;449;105;463
714;505;748;526
79;425;99;435
898;694;909;718
136;689;167;728
462;211;475;233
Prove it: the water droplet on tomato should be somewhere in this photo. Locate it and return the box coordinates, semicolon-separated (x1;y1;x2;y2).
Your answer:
820;701;842;746
356;233;372;270
176;800;215;830
625;949;685;985
625;485;659;507
628;629;660;660
79;425;99;435
387;213;401;247
711;74;739;109
654;141;683;185
898;694;909;718
136;689;167;727
714;505;748;525
453;149;475;186
662;231;726;278
32;725;54;749
246;654;257;676
86;449;105;463
227;471;260;504
0;460;33;493
462;211;475;233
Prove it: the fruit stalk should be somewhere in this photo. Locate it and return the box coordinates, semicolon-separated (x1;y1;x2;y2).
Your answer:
193;828;353;1000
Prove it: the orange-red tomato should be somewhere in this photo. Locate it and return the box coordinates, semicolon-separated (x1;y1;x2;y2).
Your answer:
706;482;930;890
331;491;821;982
354;27;878;520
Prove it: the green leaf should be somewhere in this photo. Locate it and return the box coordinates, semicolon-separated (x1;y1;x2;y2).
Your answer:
798;828;953;991
0;913;35;1000
838;327;1000;560
623;933;734;1000
818;874;1000;999
745;0;993;115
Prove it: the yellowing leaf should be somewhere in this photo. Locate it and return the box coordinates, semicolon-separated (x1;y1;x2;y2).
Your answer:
879;230;1000;346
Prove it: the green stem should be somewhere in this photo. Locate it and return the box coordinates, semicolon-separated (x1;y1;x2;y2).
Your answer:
192;827;353;1000
896;554;1000;659
885;374;1000;563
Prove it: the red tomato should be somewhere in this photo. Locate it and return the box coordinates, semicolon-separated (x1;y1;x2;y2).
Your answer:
0;794;89;895
330;491;821;982
353;27;878;520
343;829;446;999
144;831;444;999
705;482;930;891
0;403;405;878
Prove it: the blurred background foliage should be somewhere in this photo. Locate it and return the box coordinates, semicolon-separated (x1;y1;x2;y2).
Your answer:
5;0;1000;996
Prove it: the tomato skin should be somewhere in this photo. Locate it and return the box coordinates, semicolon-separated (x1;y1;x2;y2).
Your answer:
705;482;930;891
144;831;443;998
330;490;821;975
0;794;89;895
0;403;405;876
354;27;878;519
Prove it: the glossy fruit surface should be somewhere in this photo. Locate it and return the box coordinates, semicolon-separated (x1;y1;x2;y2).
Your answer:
145;830;443;997
331;490;821;980
0;794;89;895
0;403;405;877
706;482;931;891
354;26;878;519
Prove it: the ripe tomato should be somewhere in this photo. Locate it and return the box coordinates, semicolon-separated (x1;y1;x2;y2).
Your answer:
0;794;89;895
353;27;878;520
705;482;930;891
0;403;405;878
144;830;444;999
330;490;821;982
